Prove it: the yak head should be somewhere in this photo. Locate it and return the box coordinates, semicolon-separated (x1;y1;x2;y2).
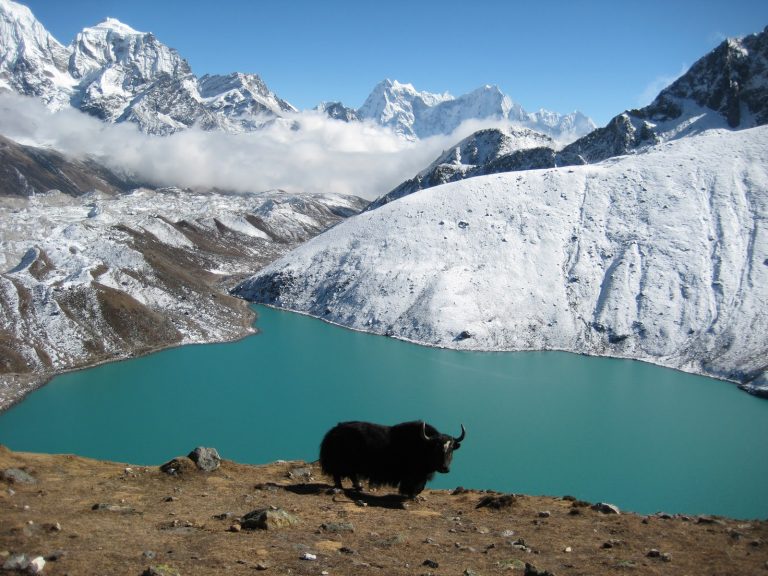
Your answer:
422;422;465;473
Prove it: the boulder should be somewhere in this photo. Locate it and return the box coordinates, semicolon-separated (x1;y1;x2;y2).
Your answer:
187;447;221;472
241;508;299;530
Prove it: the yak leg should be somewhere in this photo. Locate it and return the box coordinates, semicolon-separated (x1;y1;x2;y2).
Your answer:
400;477;427;499
333;474;343;489
350;474;363;492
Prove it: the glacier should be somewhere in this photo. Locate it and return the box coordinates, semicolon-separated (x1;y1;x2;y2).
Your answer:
234;126;768;397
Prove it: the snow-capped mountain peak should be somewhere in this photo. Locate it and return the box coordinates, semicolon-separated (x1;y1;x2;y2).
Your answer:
0;0;74;109
92;17;142;35
354;77;595;141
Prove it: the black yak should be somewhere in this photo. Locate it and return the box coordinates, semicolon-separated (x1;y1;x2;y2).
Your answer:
319;420;465;498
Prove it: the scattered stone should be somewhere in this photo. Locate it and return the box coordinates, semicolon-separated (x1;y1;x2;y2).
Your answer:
458;220;470;229
564;546;572;553
452;486;469;495
26;556;45;574
661;552;672;562
591;502;620;514
696;515;724;525
476;494;517;510
321;522;354;533
187;447;221;472
159;458;194;476
500;529;515;537
163;496;178;503
524;562;555;576
286;467;312;481
141;566;179;576
142;551;156;560
241;508;299;530
538;511;551;518
3;554;30;571
213;512;235;520
300;552;317;561
456;330;472;341
228;523;242;532
45;551;66;562
423;559;439;568
656;512;673;519
91;503;135;514
1;468;37;484
44;522;62;532
647;549;661;558
254;563;269;570
339;547;356;555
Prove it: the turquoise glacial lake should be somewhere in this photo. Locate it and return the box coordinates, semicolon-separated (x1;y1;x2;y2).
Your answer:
1;305;767;519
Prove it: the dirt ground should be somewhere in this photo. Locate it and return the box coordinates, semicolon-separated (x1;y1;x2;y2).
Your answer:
1;445;766;575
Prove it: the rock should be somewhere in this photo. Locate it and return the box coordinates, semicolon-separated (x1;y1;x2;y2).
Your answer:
45;551;66;562
1;468;37;484
456;330;472;341
142;551;156;560
591;502;620;514
241;508;299;530
287;467;312;481
141;566;179;576
320;522;354;533
524;562;556;576
187;447;221;472
300;553;317;561
423;559;439;568
647;549;661;558
538;511;551;518
476;494;517;509
228;523;241;532
451;486;469;495
159;458;194;476
3;554;30;571
27;557;45;574
91;503;135;514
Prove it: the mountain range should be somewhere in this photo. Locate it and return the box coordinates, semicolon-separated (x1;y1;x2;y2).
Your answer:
371;26;768;208
0;0;595;139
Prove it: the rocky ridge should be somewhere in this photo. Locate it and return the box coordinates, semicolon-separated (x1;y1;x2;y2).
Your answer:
1;445;766;575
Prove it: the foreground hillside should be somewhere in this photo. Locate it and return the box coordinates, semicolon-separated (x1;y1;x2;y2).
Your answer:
234;126;768;396
1;446;766;576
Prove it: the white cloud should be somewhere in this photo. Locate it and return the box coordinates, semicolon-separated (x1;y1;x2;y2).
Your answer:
0;93;513;200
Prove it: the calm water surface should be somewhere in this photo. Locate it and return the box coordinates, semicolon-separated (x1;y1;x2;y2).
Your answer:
1;305;766;519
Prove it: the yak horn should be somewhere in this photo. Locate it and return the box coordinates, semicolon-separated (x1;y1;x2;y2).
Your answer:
421;421;431;440
454;424;466;443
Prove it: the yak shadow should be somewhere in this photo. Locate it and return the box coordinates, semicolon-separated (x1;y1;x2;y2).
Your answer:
282;482;410;509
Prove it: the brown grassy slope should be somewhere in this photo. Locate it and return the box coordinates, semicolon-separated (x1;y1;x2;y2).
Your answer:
0;446;766;575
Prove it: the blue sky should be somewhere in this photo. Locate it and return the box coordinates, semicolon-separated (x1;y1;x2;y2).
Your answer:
21;0;768;126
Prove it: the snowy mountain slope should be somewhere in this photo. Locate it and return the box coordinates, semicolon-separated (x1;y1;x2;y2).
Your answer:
368;126;555;209
0;0;297;135
234;126;768;397
0;138;368;408
355;79;595;141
